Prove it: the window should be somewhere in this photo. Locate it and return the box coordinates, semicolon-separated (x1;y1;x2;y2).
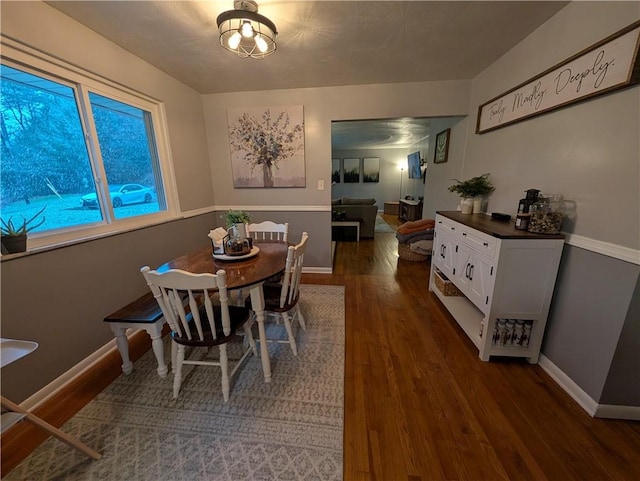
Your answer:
0;56;173;249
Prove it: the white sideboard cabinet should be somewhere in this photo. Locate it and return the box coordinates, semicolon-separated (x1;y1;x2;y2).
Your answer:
429;211;565;363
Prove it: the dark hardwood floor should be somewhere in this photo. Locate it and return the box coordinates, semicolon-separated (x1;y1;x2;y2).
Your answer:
3;213;639;480
302;213;640;481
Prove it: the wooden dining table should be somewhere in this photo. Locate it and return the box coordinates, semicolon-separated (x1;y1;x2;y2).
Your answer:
156;240;289;383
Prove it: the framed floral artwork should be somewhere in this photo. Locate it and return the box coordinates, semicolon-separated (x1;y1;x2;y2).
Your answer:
227;105;305;187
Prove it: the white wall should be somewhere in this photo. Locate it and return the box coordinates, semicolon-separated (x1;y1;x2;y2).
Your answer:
331;147;416;205
5;0;638;411
202;81;471;210
460;1;640;250
0;1;218;402
0;0;214;212
202;82;471;264
423;116;469;219
429;0;640;409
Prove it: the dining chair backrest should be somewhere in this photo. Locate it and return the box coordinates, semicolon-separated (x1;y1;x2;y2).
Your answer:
279;232;309;308
247;221;289;242
140;267;231;342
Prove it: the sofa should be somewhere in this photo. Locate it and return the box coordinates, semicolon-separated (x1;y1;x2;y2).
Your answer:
331;197;378;238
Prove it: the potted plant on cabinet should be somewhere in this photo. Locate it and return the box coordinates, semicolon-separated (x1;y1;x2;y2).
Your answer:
1;206;46;254
448;173;495;214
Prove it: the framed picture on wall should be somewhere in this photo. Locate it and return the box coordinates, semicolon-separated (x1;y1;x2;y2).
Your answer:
343;158;360;183
332;158;341;183
228;105;305;187
433;128;450;164
363;158;380;182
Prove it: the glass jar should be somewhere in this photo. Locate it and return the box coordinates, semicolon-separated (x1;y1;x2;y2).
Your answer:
223;232;251;256
522;322;532;347
496;319;507;346
513;320;524;346
527;194;565;234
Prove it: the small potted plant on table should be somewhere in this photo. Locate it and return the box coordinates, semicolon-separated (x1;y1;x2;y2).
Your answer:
226;209;251;237
1;206;46;254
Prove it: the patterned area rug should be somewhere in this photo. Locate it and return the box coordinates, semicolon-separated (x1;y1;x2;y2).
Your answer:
6;285;345;481
375;213;395;233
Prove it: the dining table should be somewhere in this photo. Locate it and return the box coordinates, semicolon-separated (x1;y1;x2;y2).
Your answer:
156;240;289;383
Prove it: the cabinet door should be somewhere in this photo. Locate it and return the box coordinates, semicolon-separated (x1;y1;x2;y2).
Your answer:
453;242;472;293
454;244;495;315
467;254;495;315
433;228;455;279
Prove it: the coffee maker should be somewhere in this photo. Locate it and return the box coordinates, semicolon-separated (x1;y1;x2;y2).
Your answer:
515;189;540;230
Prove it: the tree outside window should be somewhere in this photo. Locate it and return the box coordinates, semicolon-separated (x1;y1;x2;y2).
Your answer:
0;63;166;237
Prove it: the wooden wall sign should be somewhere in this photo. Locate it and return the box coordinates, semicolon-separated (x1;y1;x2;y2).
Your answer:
476;21;640;134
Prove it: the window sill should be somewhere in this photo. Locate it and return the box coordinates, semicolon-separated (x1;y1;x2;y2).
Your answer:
1;214;180;262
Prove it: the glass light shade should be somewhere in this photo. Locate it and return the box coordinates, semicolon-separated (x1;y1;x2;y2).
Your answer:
217;7;277;59
241;20;254;38
228;32;242;49
255;34;268;53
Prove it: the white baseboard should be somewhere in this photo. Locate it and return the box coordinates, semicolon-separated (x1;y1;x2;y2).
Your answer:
538;354;598;416
20;334;130;412
538;354;640;420
303;267;332;274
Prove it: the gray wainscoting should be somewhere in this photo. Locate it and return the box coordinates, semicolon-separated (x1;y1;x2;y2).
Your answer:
1;210;333;403
542;245;640;407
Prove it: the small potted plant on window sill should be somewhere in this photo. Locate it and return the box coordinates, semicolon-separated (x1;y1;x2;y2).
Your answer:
1;206;46;254
448;173;495;214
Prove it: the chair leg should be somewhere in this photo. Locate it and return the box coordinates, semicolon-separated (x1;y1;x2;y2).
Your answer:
1;396;102;460
173;344;185;399
242;323;258;356
219;344;230;402
171;340;177;374
297;306;306;331
282;312;298;356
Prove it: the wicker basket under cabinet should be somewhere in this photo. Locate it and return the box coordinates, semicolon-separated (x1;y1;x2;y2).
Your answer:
433;268;462;296
397;242;429;262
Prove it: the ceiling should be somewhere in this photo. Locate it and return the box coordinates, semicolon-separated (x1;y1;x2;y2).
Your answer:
331;117;433;150
45;0;569;148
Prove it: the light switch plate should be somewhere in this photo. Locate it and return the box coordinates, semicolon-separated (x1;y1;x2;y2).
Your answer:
317;180;325;190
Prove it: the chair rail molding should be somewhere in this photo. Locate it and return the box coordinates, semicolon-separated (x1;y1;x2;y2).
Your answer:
563;232;640;266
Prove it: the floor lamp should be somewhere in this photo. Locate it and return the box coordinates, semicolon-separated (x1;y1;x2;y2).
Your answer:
399;167;404;200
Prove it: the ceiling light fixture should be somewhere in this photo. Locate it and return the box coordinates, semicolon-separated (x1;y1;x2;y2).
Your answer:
217;0;277;59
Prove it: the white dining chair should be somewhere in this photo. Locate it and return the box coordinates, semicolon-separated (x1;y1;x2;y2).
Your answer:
246;232;308;355
244;221;290;290
141;266;256;402
247;221;289;242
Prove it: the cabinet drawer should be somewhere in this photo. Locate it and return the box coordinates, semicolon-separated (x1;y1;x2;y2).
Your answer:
436;215;496;259
435;216;461;236
459;227;497;259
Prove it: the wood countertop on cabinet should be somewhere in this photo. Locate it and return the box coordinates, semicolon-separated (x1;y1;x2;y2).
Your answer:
436;211;565;240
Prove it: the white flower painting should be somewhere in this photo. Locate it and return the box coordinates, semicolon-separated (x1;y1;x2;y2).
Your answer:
227;105;305;188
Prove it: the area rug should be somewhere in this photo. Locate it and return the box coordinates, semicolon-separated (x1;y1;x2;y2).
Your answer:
375;213;395;233
5;285;345;481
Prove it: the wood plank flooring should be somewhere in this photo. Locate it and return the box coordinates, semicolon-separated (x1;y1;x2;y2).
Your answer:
3;213;639;480
301;213;640;481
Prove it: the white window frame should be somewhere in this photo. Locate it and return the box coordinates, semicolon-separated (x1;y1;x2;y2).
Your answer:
1;37;180;250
